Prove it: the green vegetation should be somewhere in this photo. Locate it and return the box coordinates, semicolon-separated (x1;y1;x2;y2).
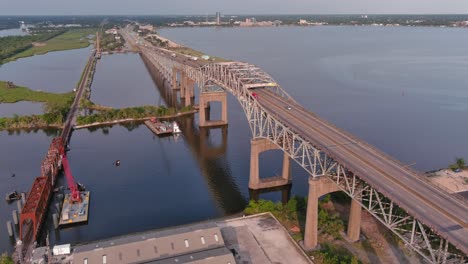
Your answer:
0;96;74;130
449;157;466;170
455;158;465;170
145;35;169;48
171;46;228;62
0;30;64;64
100;33;125;51
0;80;74;130
245;195;355;264
244;195;345;239
0;253;13;264
77;105;192;125
0;81;74;106
4;29;96;63
244;197;306;227
311;243;360;264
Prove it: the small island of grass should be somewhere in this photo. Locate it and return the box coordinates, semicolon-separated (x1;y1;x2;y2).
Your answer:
0;81;75;130
0;81;74;105
1;28;96;64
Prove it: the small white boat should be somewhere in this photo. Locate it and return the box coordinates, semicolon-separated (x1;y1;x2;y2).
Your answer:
172;122;181;134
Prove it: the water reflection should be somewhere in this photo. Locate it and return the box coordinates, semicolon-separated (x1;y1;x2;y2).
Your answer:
0;101;43;117
90;53;163;108
146;58;246;214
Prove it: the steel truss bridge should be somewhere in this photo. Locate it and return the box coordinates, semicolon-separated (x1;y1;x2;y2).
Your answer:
141;46;468;263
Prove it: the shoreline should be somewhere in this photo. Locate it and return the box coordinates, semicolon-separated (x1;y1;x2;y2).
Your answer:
158;23;468;30
0;110;198;131
74;109;198;129
2;44;91;64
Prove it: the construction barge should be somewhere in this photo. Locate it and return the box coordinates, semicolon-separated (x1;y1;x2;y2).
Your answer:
59;191;90;226
144;117;181;136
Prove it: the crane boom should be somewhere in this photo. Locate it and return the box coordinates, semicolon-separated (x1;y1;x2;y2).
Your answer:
61;152;81;203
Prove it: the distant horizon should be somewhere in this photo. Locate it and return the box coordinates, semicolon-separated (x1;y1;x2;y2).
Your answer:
3;0;468;16
1;13;468;17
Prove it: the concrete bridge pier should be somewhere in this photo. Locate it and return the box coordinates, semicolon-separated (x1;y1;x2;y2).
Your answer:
199;92;228;127
184;79;195;106
347;198;362;242
303;176;362;250
248;138;292;190
171;68;178;90
180;71;187;97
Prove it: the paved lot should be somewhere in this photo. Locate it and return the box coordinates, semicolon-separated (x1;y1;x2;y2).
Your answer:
218;213;312;264
429;169;468;194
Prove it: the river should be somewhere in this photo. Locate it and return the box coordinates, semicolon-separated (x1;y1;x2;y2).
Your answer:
0;46;91;93
160;26;468;172
0;28;28;37
1;26;467;253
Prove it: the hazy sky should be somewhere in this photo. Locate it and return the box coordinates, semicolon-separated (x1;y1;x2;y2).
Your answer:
1;0;468;15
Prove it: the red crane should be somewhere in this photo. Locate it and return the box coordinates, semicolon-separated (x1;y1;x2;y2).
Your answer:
60;150;81;203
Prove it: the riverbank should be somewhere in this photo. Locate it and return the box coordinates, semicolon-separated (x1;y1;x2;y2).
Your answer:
144;31;227;62
0;253;13;264
0;81;74;105
74;109;197;129
76;105;192;126
0;30;65;64
3;29;96;63
244;195;422;263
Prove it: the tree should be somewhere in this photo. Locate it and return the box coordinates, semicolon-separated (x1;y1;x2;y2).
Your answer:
0;253;14;264
455;157;465;170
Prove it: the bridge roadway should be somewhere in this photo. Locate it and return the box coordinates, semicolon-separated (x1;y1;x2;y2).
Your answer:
255;89;468;253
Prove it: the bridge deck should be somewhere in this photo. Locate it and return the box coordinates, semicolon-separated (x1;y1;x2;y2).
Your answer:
255;89;468;253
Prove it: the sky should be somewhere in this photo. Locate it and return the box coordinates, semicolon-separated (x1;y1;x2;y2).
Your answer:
1;0;468;15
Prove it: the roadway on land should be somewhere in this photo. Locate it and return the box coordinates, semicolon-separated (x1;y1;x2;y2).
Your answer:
120;26;206;68
255;89;468;253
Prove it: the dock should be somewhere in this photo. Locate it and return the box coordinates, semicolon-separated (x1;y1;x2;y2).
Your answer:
144;120;173;135
59;191;90;226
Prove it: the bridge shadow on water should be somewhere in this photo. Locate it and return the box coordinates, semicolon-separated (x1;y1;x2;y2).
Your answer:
143;54;247;215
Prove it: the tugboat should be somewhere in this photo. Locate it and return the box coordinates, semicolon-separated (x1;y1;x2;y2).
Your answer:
145;118;182;135
172;122;181;134
5;191;21;203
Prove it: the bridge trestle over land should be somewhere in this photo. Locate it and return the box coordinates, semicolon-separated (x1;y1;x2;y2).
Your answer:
139;45;468;264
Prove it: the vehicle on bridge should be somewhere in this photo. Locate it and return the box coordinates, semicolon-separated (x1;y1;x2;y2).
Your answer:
251;92;259;100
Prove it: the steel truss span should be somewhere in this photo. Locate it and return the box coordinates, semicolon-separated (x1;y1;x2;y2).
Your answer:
141;47;468;263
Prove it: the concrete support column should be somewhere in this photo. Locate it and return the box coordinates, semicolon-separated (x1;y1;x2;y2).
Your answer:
249;138;292;190
347;198;362;242
199;92;227;127
180;72;187;97
185;79;195;106
304;178;320;250
282;152;291;181
171;68;178;90
304;176;341;250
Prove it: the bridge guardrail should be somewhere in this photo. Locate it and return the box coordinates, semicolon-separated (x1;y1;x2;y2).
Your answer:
290;101;467;205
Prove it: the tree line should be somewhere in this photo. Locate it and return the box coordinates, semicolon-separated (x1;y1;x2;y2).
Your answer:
0;30;65;63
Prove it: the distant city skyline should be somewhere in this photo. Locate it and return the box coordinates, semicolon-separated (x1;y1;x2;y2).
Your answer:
1;0;468;15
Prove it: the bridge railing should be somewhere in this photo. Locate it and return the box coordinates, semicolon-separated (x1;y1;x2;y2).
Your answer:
290;101;467;205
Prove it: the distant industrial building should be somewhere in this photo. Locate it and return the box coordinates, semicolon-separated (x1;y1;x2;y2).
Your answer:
139;24;155;32
216;12;221;25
